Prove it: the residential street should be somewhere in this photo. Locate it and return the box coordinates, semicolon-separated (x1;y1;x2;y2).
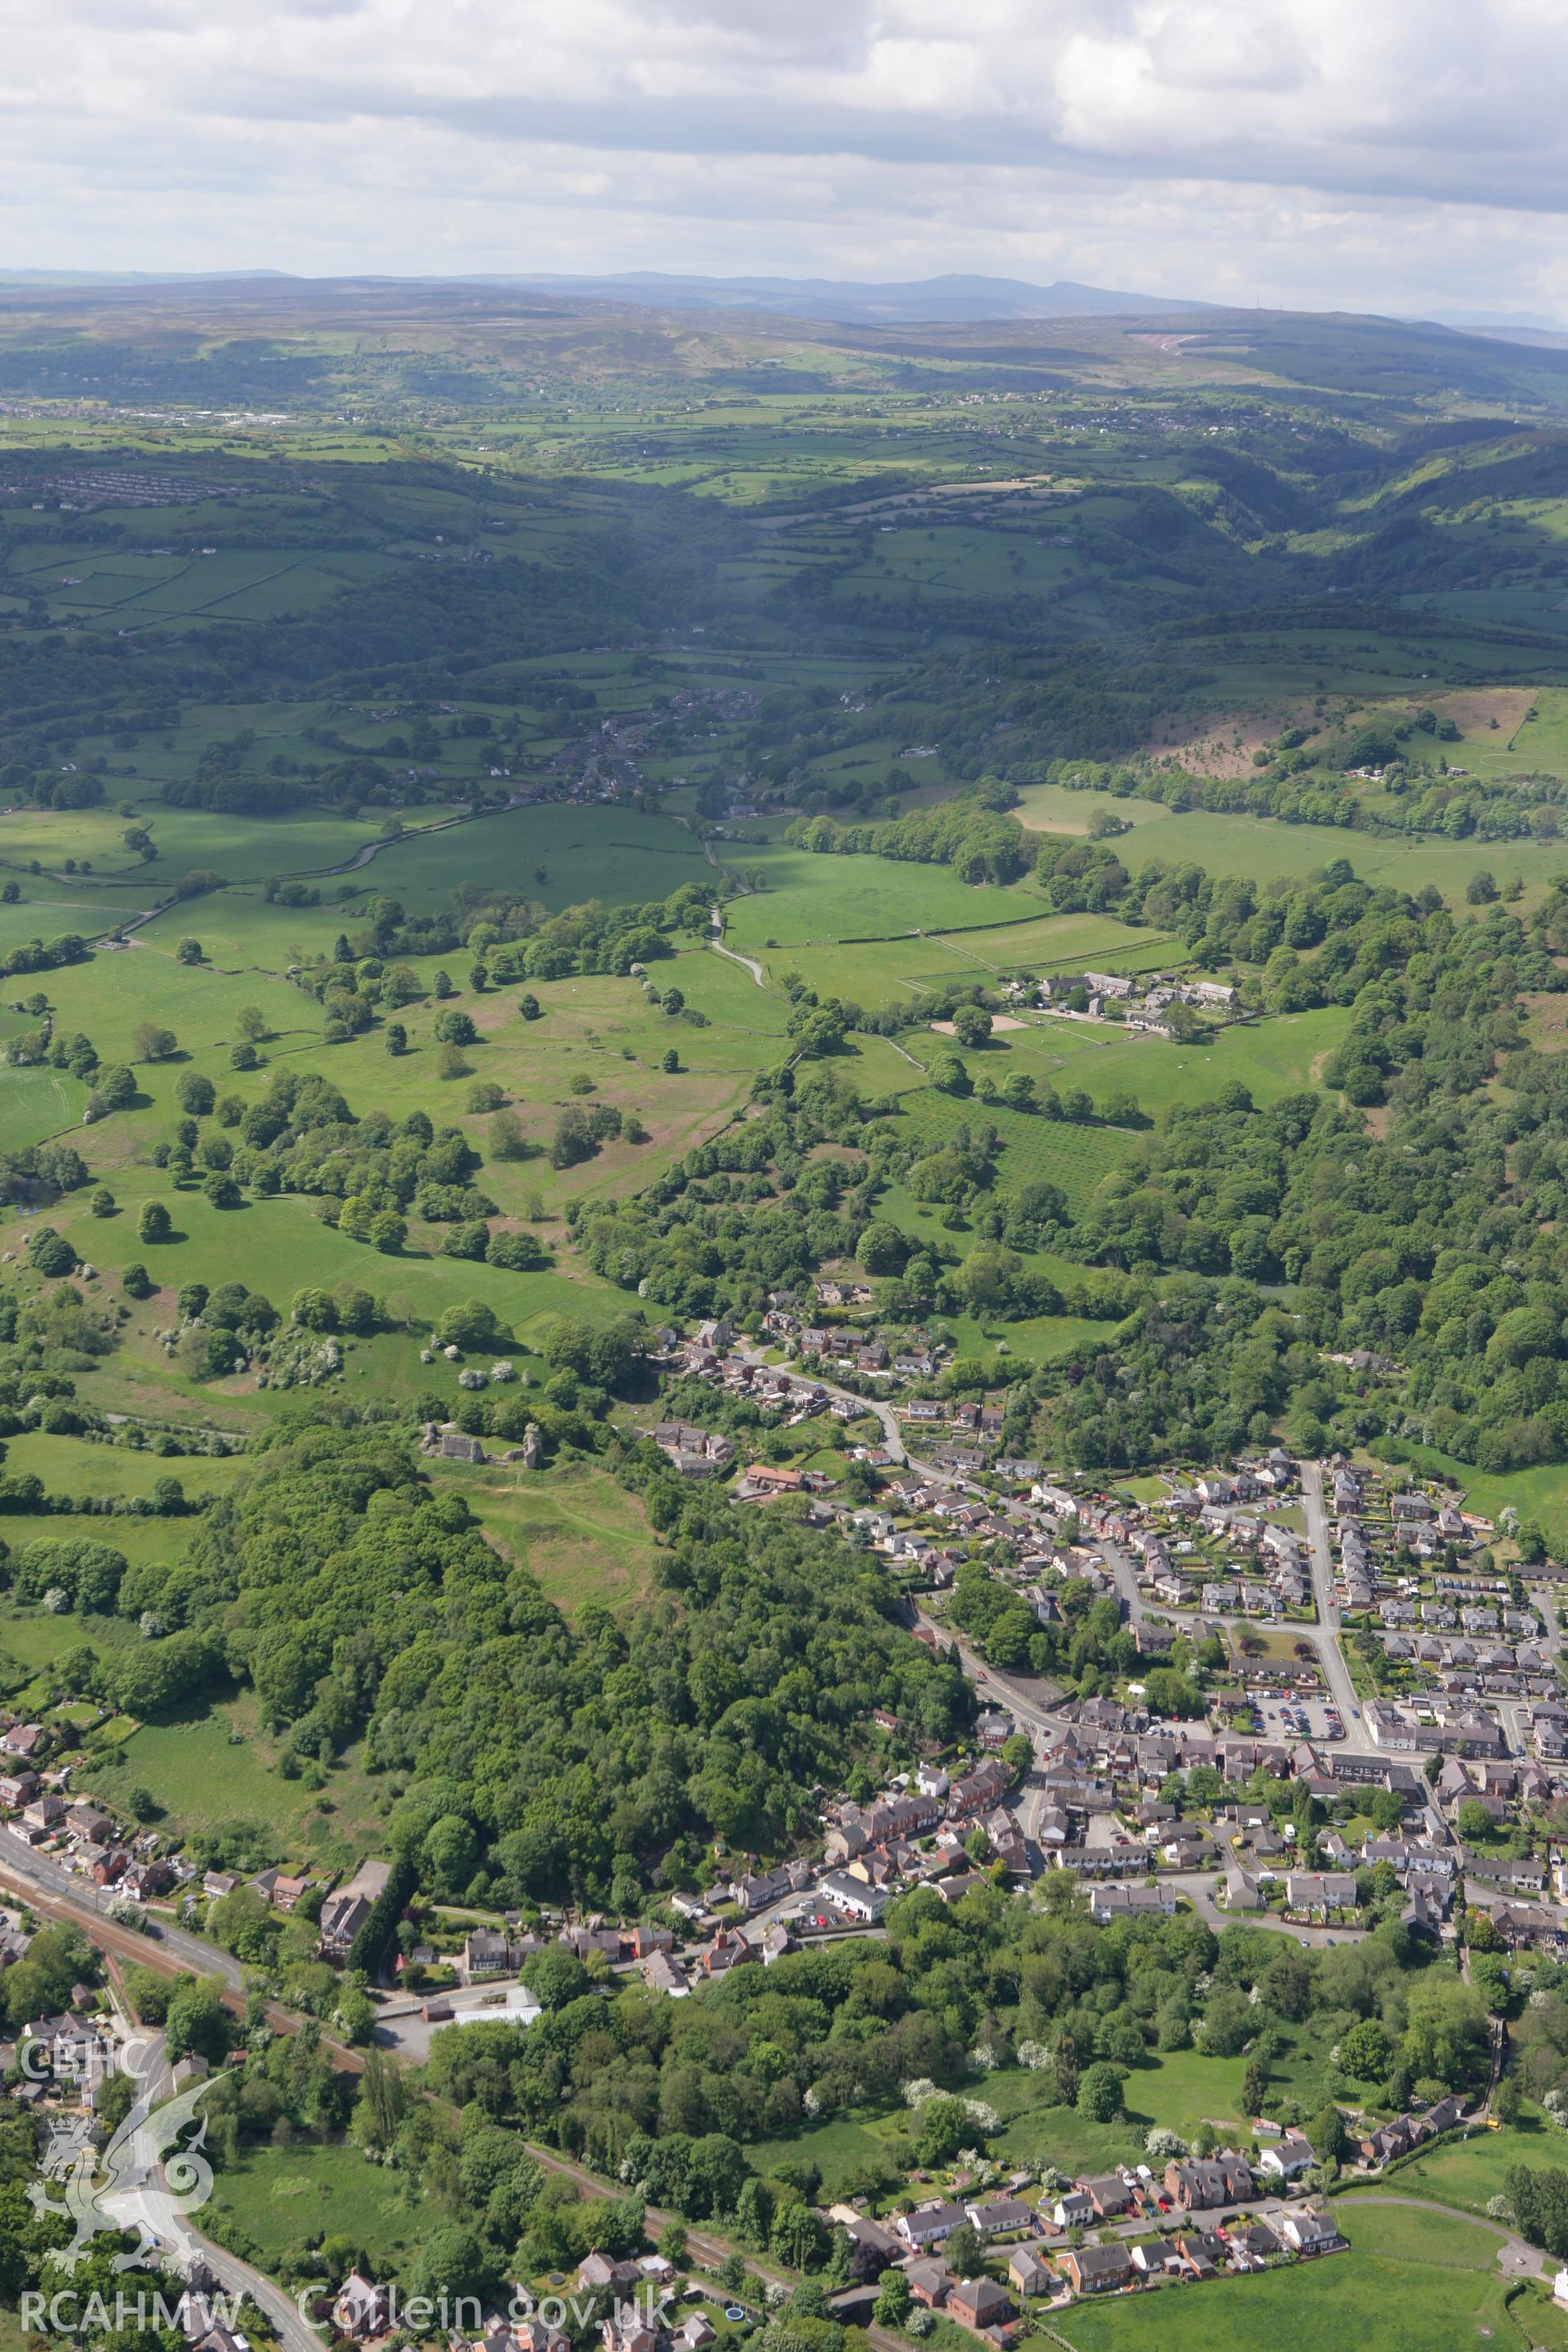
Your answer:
1299;1459;1371;1740
0;1836;246;1989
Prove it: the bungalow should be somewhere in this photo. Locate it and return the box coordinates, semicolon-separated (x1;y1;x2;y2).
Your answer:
1231;2220;1281;2265
741;1463;804;1496
897;2202;967;2252
964;2196;1036;2238
1051;2190;1095;2230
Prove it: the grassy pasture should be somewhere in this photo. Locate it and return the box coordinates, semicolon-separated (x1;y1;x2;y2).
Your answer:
45;1169;620;1356
127;805;406;884
770;918;1180;1013
1393;2115;1568;2214
38;943;323;1068
360;804;712;911
1058;2200;1565;2352
1373;1441;1568;1554
982;1004;1352;1117
928;912;1182;973
133;887;351;969
724;848;1039;948
0;1054;90;1147
889;1085;1138;1213
1017;797;1568;906
0;1429;243;1503
0;1601;142;1679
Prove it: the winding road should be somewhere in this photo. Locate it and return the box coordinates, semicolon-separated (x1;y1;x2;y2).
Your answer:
708;906;765;986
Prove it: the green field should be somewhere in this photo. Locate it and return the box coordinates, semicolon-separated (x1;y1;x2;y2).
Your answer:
1058;2199;1568;2352
724;848;1040;949
87;1689;387;1866
746;2044;1348;2201
889;1084;1140;1213
451;1457;663;1618
1393;2118;1568;2214
202;2138;421;2274
0;1602;142;1679
0;1428;245;1503
1017;794;1568;908
973;1004;1352;1119
360;804;713;912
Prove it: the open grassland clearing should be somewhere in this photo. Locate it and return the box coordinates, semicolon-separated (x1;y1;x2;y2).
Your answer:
980;1004;1352;1116
201;2138;421;2277
924;911;1181;974
452;1457;663;1619
1376;1442;1568;1555
45;1166;623;1359
942;1307;1126;1362
0;1601;142;1682
744;2042;1348;2206
39;942;323;1069
743;915;1176;1017
0;1054;90;1149
0;886;132;958
134;887;355;969
116;804;416;885
88;1691;387;1866
295;965;761;1211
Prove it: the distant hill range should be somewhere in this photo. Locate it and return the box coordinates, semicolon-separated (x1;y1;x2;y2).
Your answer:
474;271;1200;323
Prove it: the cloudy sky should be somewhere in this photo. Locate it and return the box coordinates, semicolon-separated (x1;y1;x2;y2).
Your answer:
5;0;1566;316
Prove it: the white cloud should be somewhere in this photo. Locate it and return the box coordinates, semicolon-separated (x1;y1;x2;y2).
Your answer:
2;0;1566;310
